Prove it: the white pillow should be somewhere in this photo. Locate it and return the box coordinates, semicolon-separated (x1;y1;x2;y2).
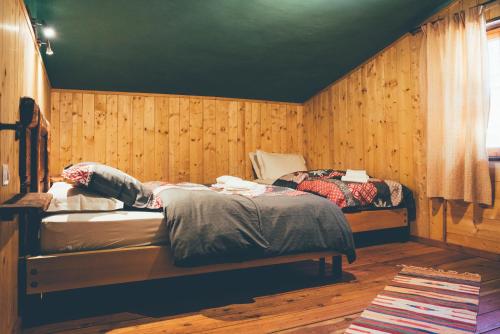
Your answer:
255;150;307;180
248;152;263;179
47;182;124;212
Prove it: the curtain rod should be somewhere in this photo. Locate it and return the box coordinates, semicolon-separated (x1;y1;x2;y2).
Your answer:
410;0;499;35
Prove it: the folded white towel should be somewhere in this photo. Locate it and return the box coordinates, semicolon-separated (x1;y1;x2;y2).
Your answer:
341;169;369;183
345;169;368;177
216;175;243;184
341;175;369;183
213;179;265;190
213;176;267;197
227;179;264;189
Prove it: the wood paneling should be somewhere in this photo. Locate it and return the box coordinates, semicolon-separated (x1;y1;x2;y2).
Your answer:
0;0;51;202
302;0;500;253
1;0;51;332
303;34;423;231
0;218;19;334
50;90;303;183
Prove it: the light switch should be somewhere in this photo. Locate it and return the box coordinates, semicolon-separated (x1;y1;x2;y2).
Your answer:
2;164;9;186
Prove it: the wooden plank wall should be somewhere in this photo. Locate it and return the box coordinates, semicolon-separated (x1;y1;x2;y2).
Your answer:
0;0;51;203
303;34;425;234
50;90;304;183
303;0;500;254
0;217;19;334
0;0;52;332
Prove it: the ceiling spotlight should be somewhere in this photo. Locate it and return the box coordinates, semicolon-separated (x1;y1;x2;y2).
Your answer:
46;41;54;56
43;26;56;39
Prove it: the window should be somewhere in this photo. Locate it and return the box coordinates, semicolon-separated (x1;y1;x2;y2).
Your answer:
486;22;500;159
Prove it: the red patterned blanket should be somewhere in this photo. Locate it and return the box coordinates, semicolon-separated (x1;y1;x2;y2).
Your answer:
273;169;406;211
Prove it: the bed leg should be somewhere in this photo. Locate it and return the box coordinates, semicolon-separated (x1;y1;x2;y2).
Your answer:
332;255;342;280
18;257;29;321
318;257;326;276
22;293;43;325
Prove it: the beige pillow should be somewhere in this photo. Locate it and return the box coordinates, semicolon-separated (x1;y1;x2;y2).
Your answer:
255;150;307;180
47;182;124;212
248;152;263;179
253;178;276;185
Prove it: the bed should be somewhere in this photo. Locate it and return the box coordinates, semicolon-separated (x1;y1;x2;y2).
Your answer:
250;151;412;234
273;169;414;234
0;98;357;315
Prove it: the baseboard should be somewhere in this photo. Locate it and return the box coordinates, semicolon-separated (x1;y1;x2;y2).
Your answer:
411;236;500;261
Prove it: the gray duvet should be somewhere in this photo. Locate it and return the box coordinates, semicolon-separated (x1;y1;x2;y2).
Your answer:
156;186;356;267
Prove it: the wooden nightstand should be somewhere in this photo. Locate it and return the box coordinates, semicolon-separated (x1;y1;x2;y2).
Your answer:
0;192;53;323
0;193;52;255
0;193;52;219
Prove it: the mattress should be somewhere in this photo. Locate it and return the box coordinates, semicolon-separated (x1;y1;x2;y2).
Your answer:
40;211;168;254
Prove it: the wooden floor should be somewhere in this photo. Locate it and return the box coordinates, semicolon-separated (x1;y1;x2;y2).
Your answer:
23;241;500;334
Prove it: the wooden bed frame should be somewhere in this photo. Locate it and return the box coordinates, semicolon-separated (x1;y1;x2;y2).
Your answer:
0;97;407;313
21;207;407;295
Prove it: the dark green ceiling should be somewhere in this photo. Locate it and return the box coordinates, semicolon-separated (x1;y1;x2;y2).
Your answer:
26;0;451;102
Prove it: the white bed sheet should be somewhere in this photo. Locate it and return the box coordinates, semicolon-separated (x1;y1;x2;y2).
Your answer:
40;211;168;254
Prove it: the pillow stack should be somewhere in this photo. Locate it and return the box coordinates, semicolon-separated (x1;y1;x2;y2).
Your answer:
62;162;159;209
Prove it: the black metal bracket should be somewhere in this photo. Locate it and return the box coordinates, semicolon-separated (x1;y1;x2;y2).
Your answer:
0;121;23;140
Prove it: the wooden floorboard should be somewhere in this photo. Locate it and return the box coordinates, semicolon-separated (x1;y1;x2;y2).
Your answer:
22;241;500;334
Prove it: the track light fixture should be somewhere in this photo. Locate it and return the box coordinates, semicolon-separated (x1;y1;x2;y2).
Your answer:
45;41;54;56
38;40;55;56
30;19;56;56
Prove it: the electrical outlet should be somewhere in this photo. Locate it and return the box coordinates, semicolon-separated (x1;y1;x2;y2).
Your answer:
2;164;10;186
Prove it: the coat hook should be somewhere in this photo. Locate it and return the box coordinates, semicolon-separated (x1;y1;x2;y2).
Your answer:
0;121;23;140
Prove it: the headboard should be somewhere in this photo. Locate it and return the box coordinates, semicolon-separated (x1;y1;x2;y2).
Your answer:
18;97;50;193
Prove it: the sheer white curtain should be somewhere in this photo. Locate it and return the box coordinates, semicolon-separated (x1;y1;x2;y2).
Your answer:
421;7;492;205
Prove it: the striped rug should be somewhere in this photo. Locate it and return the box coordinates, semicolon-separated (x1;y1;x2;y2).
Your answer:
346;265;481;334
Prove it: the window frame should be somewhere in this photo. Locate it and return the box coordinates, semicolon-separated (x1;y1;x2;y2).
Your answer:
487;20;500;161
